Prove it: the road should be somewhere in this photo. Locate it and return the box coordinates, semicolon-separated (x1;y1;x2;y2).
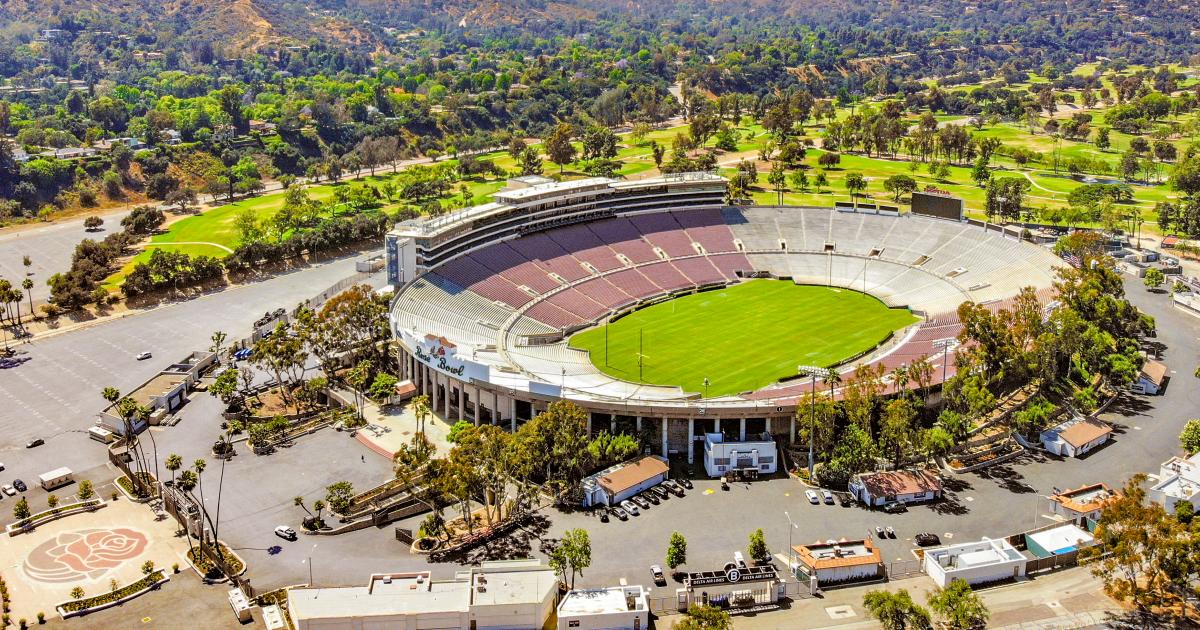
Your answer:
0;250;383;498
0;146;508;314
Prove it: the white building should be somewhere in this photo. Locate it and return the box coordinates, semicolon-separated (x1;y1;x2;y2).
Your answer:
556;585;648;630
703;432;777;479
1040;416;1112;458
923;538;1026;587
849;469;943;506
1026;524;1096;558
580;455;669;507
792;539;883;585
1150;451;1200;512
287;560;558;630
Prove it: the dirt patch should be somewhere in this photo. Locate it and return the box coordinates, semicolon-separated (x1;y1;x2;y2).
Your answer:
248;389;303;417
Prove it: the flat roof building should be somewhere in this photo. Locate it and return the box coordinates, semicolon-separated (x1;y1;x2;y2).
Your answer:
556;585;648;630
703;432;777;479
288;560;557;630
923;538;1025;587
792;539;883;586
1150;451;1200;512
1026;523;1096;558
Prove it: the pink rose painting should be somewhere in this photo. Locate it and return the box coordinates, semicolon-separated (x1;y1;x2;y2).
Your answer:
24;528;148;583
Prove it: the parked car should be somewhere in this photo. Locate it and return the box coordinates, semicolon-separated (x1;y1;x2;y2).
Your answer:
25;439;43;449
631;495;651;509
135;351;152;361
805;489;820;504
822;489;834;504
875;525;886;538
914;533;941;547
611;506;629;521
838;493;853;507
599;510;609;523
651;565;666;586
663;480;685;496
679;478;693;490
642;491;660;505
1;485;14;496
620;500;640;516
651;486;670;500
882;501;907;514
885;526;896;538
273;526;297;540
12;480;26;493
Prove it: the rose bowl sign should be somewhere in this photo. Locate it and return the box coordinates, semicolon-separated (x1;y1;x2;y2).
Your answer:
402;330;490;382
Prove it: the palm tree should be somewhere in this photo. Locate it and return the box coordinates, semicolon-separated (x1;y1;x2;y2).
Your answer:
824;370;843;399
176;470;198;560
165;454;182;488
892;364;910;395
412;394;431;436
21;278;32;322
192;459;216;560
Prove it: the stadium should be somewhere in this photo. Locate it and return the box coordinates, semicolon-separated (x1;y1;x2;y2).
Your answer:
385;173;1064;461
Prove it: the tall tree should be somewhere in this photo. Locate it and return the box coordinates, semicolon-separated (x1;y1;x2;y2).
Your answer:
927;579;989;629
863;588;932;630
543;123;577;174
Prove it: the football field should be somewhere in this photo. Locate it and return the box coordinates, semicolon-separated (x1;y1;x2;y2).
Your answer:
568;279;919;397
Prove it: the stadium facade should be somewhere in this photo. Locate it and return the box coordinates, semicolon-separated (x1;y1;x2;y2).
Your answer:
385;174;1062;462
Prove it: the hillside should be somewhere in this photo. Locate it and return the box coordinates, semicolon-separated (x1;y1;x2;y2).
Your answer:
0;0;375;51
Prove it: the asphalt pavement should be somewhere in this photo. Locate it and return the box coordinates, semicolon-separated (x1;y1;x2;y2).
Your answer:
0;210;135;306
0;253;1193;601
0;251;383;497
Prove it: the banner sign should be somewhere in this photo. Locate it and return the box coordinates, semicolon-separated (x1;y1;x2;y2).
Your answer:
401;330;490;382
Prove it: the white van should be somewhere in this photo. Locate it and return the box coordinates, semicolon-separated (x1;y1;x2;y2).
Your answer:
88;426;115;444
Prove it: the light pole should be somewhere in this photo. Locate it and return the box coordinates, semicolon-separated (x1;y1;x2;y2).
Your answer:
784;511;798;572
703;377;710;400
797;365;834;478
304;543;318;586
932;338;958;385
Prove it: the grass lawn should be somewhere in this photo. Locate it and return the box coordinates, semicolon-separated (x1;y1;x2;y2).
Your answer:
567;279;919;397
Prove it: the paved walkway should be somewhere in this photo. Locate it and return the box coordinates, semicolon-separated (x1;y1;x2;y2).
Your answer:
0;498;191;623
142;241;234;254
351;397;454;459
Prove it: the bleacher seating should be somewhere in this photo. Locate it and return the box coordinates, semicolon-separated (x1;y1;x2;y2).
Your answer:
392;206;1064;404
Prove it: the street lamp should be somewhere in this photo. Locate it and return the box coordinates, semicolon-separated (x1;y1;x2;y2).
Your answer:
797;365;834;478
703;377;710;400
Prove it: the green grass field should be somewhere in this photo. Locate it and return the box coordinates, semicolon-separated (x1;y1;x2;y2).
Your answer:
567;280;919;397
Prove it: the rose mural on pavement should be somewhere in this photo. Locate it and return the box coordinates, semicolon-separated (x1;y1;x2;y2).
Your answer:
24;528;149;583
